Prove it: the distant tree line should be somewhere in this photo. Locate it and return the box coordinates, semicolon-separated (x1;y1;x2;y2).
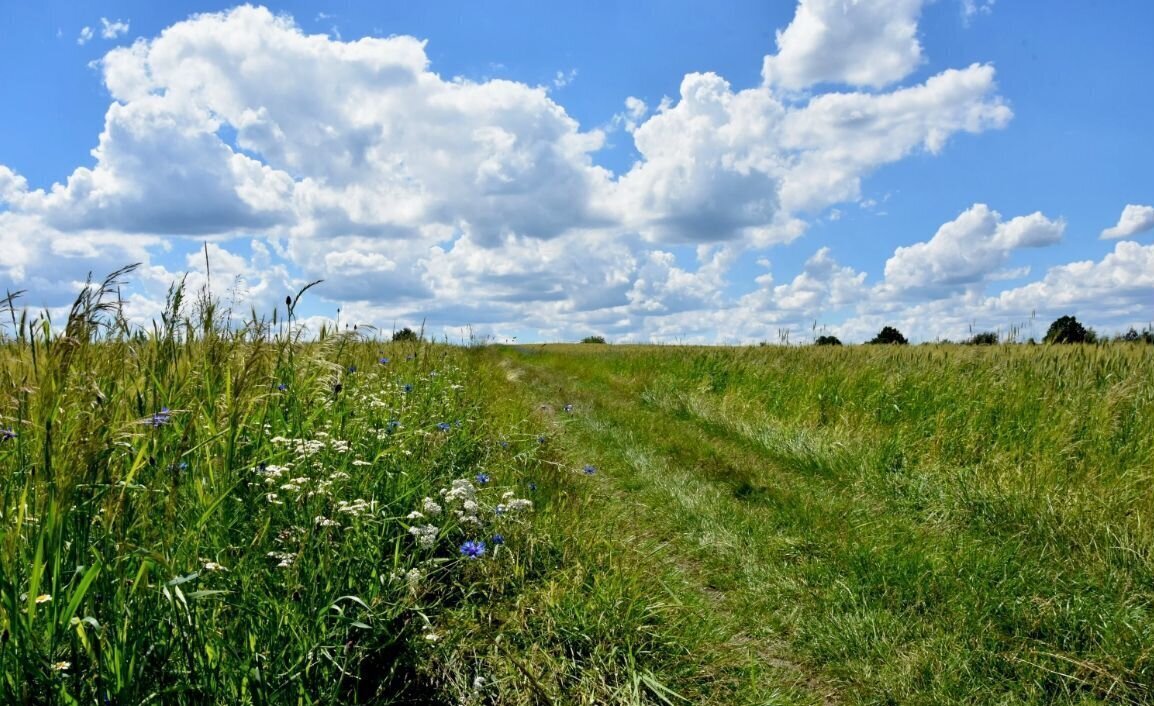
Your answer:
813;315;1152;346
574;315;1152;346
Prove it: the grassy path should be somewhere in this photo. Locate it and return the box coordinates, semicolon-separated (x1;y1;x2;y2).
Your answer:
484;344;1154;705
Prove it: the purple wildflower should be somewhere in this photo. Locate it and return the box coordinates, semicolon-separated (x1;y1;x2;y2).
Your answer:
149;408;172;428
460;540;486;559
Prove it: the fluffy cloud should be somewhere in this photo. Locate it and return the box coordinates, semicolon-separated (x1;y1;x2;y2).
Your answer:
100;18;130;40
988;240;1154;320
1100;204;1154;239
761;0;925;90
879;204;1063;298
2;2;1077;344
740;247;865;319
615;72;788;244
615;62;1009;242
779;64;1011;212
17;6;611;247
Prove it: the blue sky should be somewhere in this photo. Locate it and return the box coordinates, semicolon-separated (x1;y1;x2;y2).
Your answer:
1;0;1151;343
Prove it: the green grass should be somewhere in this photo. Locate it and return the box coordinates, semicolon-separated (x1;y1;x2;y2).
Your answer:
0;274;564;704
481;342;1154;704
3;271;1152;704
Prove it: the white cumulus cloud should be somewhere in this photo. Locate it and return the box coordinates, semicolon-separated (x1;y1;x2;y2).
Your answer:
0;2;1041;343
1100;204;1154;239
879;203;1064;298
762;0;925;90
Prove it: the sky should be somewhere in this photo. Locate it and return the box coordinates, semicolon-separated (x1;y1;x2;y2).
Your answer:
1;0;1152;344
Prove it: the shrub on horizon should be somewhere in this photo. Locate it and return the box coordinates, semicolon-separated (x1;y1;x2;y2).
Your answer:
581;335;607;344
393;326;420;342
1044;315;1095;344
814;335;842;346
867;326;908;345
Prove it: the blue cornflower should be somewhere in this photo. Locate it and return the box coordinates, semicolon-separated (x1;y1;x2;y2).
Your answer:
379;357;390;365
347;365;357;374
537;435;546;444
475;472;490;485
583;464;596;475
436;422;452;432
0;428;16;441
498;440;509;448
528;482;537;492
277;383;288;391
459;540;486;559
149;408;172;428
491;534;505;545
403;383;413;393
386;419;401;433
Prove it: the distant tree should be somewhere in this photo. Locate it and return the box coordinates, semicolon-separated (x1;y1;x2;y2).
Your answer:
392;327;420;342
814;335;842;346
1044;315;1091;344
868;326;908;345
1116;327;1152;344
581;335;607;344
968;331;999;345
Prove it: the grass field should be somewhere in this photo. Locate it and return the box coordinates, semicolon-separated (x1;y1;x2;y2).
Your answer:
477;341;1154;705
2;275;1152;704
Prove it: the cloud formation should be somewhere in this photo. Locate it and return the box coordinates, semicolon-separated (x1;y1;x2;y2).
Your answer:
3;2;1142;342
880;204;1064;298
100;18;130;40
762;0;925;90
1100;204;1154;239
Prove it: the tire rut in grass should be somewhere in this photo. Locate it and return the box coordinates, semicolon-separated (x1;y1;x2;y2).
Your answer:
503;353;845;705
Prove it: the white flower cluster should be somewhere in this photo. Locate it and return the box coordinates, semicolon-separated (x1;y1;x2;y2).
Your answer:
408;524;439;549
266;551;296;568
441;479;476;504
256;464;290;483
422;497;442;516
269;434;351;457
500;491;533;513
336;498;376;516
405;567;422;591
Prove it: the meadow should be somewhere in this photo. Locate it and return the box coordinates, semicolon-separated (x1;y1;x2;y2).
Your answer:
1;271;1152;704
482;340;1154;705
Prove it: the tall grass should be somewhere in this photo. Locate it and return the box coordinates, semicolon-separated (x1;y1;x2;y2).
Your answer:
0;272;550;704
